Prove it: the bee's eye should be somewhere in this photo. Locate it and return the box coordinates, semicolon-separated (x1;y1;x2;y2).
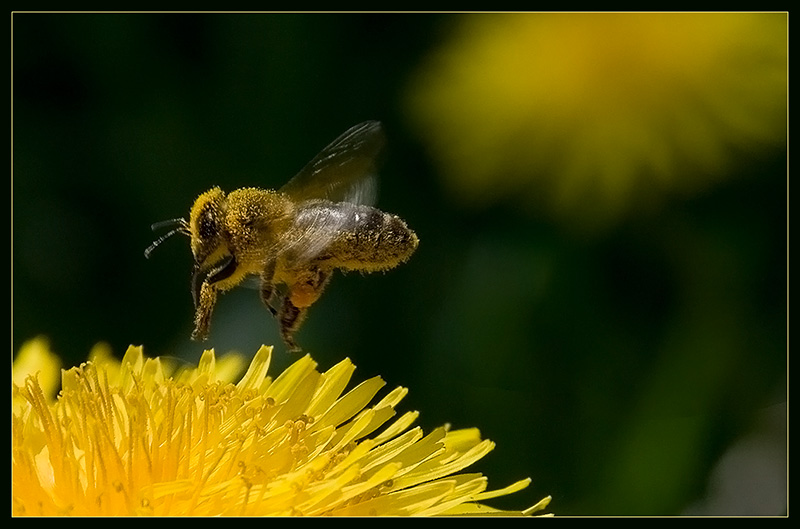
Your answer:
198;205;218;241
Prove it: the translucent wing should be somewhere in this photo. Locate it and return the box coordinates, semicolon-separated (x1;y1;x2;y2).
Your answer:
273;121;387;265
282;200;372;265
279;120;385;207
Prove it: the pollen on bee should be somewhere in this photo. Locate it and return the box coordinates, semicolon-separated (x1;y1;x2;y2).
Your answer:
290;283;322;308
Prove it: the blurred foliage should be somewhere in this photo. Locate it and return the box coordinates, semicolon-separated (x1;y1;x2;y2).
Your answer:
12;13;786;515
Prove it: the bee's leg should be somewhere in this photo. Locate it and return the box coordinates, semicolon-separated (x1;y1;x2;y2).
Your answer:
192;282;217;341
278;296;306;353
288;267;332;309
259;259;278;316
191;255;235;341
279;267;332;352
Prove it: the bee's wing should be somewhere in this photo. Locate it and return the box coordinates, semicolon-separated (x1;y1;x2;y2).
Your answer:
279;121;385;207
280;201;361;265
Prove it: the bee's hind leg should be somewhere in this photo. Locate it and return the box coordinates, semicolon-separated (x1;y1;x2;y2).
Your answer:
278;266;332;353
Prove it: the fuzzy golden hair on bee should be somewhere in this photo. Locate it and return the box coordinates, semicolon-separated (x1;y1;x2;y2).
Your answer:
146;121;418;352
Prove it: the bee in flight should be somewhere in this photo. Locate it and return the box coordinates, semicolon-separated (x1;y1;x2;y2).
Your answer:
145;121;418;352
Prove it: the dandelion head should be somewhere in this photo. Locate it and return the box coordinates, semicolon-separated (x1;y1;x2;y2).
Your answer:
12;339;549;516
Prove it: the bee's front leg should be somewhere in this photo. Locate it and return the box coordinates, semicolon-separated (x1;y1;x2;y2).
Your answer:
192;282;217;341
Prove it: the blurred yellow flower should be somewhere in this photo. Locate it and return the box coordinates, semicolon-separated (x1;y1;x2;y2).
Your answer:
406;13;787;227
12;339;549;516
12;336;61;406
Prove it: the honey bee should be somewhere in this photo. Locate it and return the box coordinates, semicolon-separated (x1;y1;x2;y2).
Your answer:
145;121;418;351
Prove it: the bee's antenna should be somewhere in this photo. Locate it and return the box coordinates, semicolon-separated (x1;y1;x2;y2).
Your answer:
150;218;187;232
144;218;188;259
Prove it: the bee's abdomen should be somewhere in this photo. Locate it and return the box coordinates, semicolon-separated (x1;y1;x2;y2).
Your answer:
328;205;418;273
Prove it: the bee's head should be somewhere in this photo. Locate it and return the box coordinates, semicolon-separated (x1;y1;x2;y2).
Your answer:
188;187;230;265
143;187;228;263
187;187;240;308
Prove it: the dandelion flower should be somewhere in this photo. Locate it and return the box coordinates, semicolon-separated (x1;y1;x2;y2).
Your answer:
406;13;787;227
12;339;549;516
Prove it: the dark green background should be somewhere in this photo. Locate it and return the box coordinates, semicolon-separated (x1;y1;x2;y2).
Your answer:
12;13;787;516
